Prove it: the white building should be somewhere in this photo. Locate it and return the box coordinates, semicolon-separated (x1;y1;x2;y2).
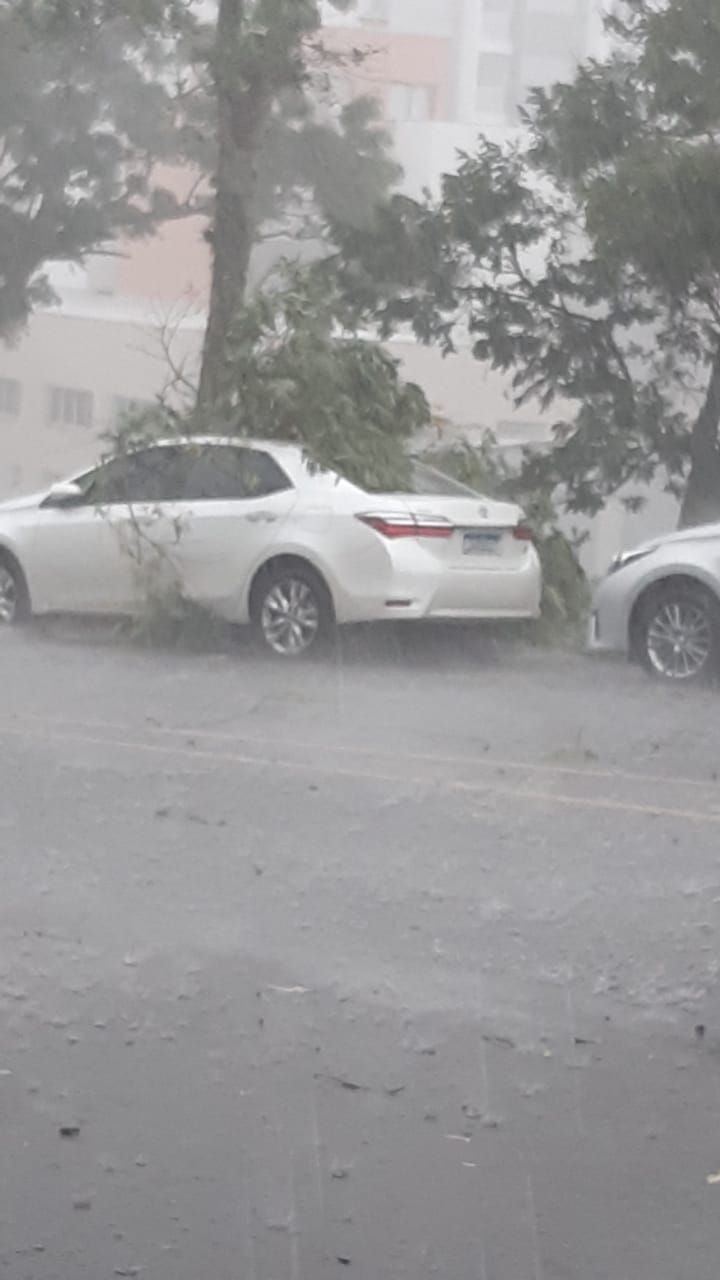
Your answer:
323;0;605;194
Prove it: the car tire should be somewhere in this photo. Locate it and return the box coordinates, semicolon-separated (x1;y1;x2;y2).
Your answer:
0;554;30;627
636;581;720;683
250;562;334;659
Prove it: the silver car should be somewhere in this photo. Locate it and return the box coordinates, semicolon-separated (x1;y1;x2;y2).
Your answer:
590;523;720;682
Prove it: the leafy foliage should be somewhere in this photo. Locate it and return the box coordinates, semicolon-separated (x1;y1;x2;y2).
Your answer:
330;0;720;528
253;95;400;251
202;267;428;490
1;0;398;359
113;266;429;493
0;0;190;338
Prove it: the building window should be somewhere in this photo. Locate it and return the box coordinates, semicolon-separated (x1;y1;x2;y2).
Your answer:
0;377;21;417
483;0;516;46
49;386;94;428
388;83;433;122
524;12;579;57
476;51;513;119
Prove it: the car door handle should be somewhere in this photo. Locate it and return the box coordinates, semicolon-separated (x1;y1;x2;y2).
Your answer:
245;511;278;524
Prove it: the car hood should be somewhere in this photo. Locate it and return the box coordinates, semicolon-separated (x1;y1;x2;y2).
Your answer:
0;492;45;515
635;521;720;555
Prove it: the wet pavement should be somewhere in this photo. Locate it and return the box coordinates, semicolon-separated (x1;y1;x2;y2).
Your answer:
1;624;720;1279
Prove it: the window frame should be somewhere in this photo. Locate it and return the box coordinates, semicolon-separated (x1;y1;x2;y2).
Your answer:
0;376;22;417
179;444;294;503
49;385;94;429
71;443;294;507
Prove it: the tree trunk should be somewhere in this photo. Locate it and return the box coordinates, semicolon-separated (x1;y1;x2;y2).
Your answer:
679;348;720;528
196;0;269;414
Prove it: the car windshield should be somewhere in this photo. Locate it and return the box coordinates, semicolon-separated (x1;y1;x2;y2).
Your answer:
3;3;718;1278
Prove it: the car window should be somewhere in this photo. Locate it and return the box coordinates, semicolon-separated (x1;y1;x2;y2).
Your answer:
80;447;191;504
180;445;293;501
410;460;481;498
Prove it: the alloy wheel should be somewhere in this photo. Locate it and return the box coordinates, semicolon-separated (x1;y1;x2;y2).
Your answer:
260;577;321;657
0;565;18;624
645;599;712;681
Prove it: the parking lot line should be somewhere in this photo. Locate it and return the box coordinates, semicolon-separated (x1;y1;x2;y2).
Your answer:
1;720;719;828
6;710;720;795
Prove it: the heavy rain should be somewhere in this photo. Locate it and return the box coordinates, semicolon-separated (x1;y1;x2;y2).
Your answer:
2;2;720;1278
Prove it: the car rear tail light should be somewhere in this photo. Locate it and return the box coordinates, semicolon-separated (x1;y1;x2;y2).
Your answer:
512;522;534;542
357;513;454;540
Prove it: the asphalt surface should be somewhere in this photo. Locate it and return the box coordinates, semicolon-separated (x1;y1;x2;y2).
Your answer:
2;622;720;1280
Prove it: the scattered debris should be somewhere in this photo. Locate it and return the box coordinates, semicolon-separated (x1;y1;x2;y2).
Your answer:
315;1072;406;1098
462;1104;482;1120
482;1033;516;1050
59;1125;81;1139
184;811;227;827
519;1082;546;1099
320;1075;369;1093
480;1114;503;1130
266;985;310;996
446;1134;472;1144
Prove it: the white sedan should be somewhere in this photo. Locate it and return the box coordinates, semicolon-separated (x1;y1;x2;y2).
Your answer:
0;438;542;657
590;522;720;682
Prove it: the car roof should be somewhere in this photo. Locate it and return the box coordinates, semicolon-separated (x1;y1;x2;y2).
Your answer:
152;435;302;458
145;436;308;478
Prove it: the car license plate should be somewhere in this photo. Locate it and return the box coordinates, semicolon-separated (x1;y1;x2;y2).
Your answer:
463;530;502;555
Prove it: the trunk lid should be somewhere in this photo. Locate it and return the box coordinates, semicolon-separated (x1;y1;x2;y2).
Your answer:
365;492;530;566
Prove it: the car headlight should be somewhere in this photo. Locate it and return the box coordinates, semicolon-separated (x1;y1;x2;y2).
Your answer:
608;546;657;575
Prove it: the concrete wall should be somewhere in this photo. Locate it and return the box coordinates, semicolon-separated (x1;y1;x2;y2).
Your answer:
0;304;202;496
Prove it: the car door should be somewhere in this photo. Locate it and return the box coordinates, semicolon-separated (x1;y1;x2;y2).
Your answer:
145;444;298;616
25;447;188;614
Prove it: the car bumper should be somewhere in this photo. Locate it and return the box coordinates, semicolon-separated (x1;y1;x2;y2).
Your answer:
588;573;632;655
335;547;543;624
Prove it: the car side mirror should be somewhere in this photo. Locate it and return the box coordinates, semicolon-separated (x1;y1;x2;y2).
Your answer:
42;481;84;509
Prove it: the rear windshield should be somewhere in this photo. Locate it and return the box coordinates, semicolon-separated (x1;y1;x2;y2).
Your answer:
409;460;481;498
